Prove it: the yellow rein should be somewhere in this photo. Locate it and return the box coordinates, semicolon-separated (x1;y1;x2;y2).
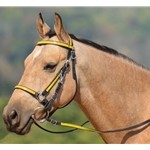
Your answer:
60;122;98;133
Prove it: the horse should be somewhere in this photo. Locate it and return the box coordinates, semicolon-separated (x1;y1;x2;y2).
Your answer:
3;12;150;144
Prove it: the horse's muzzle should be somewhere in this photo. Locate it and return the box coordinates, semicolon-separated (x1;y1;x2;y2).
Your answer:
2;105;33;135
3;106;19;130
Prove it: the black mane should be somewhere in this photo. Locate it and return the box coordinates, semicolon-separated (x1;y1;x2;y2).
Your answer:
46;31;146;69
70;34;148;69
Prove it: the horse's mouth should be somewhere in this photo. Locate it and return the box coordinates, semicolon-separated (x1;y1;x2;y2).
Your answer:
4;117;34;135
18;117;34;135
19;108;48;135
20;108;56;135
5;108;56;135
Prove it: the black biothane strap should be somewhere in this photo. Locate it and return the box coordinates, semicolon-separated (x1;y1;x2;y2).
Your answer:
32;116;89;134
32;117;150;134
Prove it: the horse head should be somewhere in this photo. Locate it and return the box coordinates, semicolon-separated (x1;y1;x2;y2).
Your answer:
3;13;77;135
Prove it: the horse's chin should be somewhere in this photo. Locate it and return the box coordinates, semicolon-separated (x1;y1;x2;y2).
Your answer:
15;111;45;135
19;117;34;135
6;117;34;135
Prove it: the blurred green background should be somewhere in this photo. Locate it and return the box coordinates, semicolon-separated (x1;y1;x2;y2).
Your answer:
1;7;150;144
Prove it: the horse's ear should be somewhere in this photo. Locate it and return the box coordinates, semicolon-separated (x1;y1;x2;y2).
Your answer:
36;13;51;38
54;13;70;43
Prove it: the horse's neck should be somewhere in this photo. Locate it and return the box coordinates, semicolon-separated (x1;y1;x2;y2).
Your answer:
74;41;150;143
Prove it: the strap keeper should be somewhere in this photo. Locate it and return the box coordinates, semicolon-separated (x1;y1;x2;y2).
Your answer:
41;99;49;106
71;50;76;60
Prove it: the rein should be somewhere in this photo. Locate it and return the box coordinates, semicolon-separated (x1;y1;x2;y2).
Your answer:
32;116;150;134
15;37;150;135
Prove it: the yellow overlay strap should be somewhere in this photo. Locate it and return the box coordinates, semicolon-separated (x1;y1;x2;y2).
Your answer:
61;122;99;133
37;40;74;50
45;72;62;93
15;85;36;96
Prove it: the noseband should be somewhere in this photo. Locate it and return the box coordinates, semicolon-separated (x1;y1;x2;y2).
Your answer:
15;37;77;112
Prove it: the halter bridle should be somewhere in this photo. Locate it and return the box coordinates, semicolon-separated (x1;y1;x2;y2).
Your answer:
15;37;77;112
14;36;150;135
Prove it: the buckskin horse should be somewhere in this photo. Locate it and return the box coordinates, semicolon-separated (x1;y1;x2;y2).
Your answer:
3;13;150;144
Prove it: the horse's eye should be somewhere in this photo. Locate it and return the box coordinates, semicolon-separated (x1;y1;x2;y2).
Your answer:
44;63;57;71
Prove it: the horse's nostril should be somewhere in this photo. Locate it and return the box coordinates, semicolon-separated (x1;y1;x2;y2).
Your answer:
10;110;17;119
9;110;19;126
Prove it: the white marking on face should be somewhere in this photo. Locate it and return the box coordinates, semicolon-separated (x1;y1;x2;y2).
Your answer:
33;48;42;60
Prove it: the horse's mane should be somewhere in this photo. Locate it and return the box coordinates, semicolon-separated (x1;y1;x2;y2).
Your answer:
69;34;147;70
46;31;147;69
